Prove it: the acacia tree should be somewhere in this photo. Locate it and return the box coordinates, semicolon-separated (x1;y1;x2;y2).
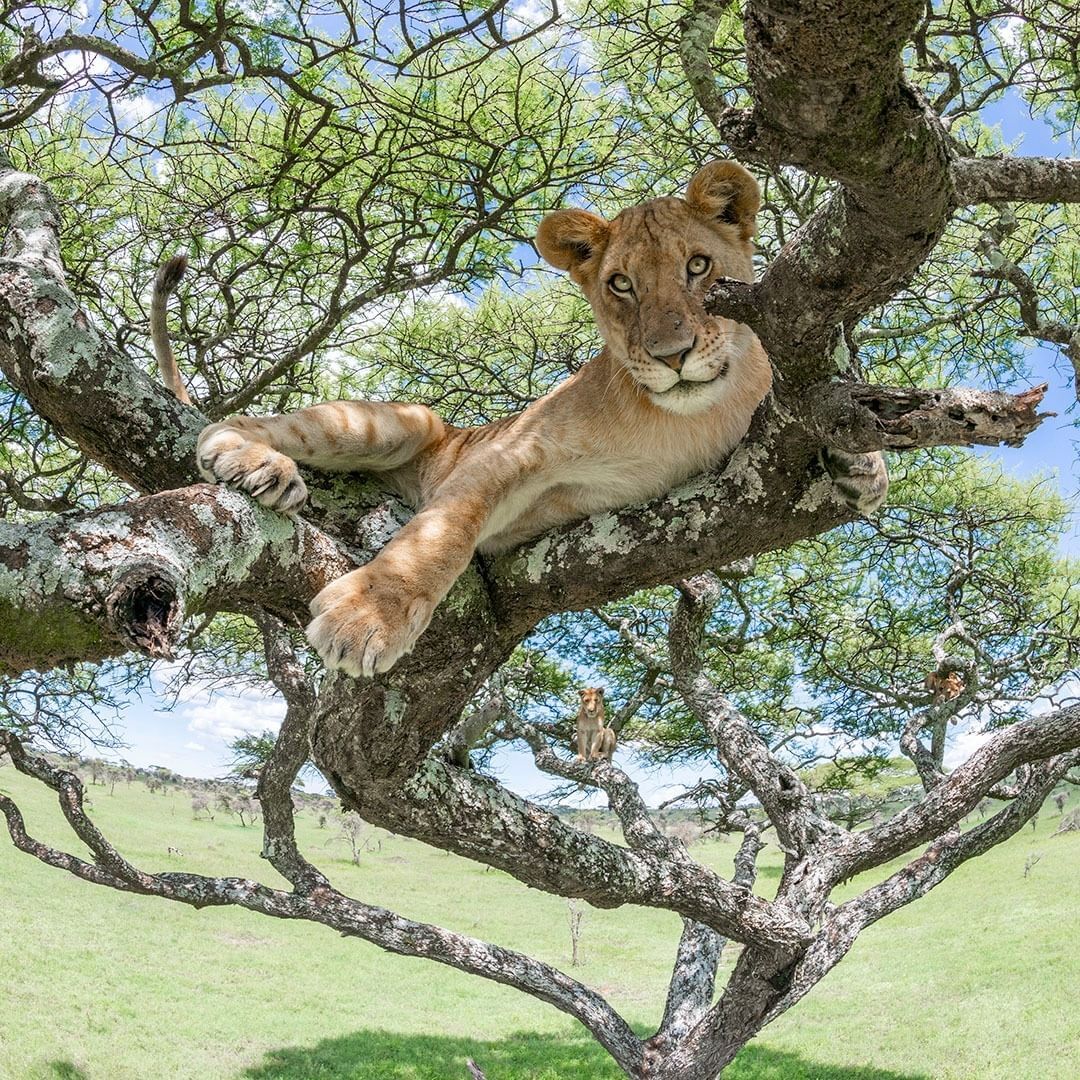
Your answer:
0;2;1079;1078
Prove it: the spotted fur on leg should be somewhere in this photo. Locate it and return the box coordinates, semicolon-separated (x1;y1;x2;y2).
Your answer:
821;448;889;514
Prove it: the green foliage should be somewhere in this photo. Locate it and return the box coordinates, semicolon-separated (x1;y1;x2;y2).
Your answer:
0;2;1076;773
226;730;278;780
804;757;919;798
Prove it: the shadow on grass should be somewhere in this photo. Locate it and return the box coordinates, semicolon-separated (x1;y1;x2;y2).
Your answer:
240;1029;931;1080
38;1064;89;1080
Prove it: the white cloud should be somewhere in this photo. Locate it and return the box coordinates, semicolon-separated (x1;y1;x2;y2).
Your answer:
994;16;1024;50
184;741;206;752
181;689;285;746
113;94;160;134
45;48;112;86
943;725;994;769
507;0;555;33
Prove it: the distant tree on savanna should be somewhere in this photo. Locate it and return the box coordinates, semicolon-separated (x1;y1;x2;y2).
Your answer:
191;794;214;822
234;797;259;828
336;815;380;865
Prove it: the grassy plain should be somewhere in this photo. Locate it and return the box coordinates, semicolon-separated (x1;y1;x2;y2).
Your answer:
1;764;1077;1080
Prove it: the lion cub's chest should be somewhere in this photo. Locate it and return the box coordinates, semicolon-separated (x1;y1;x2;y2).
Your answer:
477;419;730;549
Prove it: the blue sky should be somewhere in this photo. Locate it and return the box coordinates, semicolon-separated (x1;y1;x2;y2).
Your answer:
974;93;1078;552
91;90;1078;803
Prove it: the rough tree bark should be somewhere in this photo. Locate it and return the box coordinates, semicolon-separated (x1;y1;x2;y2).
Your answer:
1;1;1078;1078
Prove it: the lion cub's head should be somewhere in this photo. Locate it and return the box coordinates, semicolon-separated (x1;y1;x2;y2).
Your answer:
578;686;604;718
536;161;761;415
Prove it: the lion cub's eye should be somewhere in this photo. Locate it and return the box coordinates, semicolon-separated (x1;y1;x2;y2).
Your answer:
609;273;633;295
687;255;710;276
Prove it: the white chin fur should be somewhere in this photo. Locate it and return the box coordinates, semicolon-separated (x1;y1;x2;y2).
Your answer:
648;376;728;415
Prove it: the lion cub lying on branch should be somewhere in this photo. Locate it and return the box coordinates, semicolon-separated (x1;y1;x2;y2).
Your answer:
194;161;887;677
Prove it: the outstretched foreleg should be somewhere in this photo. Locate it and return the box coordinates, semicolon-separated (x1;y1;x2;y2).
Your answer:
196;401;444;514
306;458;524;677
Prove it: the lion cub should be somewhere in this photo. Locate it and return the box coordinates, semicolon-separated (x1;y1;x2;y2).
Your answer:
575;687;617;762
195;161;887;677
925;670;963;704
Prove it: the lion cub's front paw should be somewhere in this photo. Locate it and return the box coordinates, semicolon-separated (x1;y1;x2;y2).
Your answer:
306;568;436;678
196;423;308;515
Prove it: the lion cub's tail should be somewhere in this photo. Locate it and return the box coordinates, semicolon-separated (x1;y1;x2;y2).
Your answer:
151;254;192;404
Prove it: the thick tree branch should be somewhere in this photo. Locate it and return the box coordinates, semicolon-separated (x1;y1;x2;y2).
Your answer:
953;157;1080;206
0;160;202;493
653;825;763;1052
816;382;1052;452
764;753;1075;1032
683;0;955;384
669;575;842;857
0;485;351;674
252;613;328;893
337;754;811;954
838;705;1080;878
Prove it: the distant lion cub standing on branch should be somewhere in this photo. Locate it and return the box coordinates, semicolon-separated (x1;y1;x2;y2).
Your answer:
194;162;888;677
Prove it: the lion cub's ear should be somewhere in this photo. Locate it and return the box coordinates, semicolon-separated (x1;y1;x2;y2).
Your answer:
685;161;760;240
535;209;610;272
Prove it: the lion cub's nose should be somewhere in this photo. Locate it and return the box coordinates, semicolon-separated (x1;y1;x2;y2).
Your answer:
649;336;697;372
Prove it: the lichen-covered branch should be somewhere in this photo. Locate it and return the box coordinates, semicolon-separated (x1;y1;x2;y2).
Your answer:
820;382;1052;452
652;826;763;1054
252;613;329;893
684;7;1079;395
761;753;1076;1034
0;485;351;674
682;0;953;384
337;752;811;954
839;704;1080;877
668;575;841;857
953;157;1080;206
649;746;1068;1080
0;159;202;493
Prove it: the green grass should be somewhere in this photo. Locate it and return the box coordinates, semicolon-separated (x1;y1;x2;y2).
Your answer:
1;766;1077;1079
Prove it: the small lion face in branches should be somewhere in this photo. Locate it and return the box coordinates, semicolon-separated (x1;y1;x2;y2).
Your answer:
576;687;615;762
578;686;605;719
535;161;762;416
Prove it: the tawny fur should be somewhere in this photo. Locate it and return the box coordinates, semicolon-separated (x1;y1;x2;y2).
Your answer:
596;725;617;762
194;161;887;677
575;687;607;761
925;670;964;704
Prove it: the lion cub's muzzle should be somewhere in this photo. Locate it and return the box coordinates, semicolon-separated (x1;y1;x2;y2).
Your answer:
648;334;698;372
